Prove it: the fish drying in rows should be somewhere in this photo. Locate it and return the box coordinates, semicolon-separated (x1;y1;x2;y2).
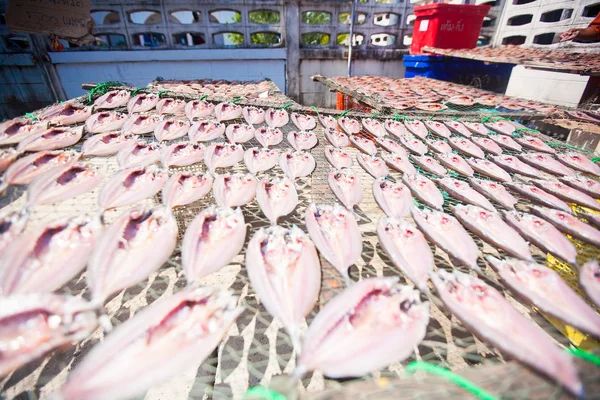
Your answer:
160;142;204;167
204;142;244;171
426;138;452;154
116;140;161;169
580;260;600;308
437;178;494;211
424;120;451;138
376;137;408;156
280;150;315;179
213;172;257;207
437;153;474;177
0;149;18;173
356;153;389;178
404;120;427;139
154;119;190;141
81;132;135;157
40;103;92;126
189;120;225;142
292;112;316;131
383;152;417;175
448;137;485;159
98;165;167;211
1;150;80;191
162;172;213;208
242;106;265;125
531;180;600;211
384;120;408;138
156;98;186;115
257;176;298;223
412;155;447;177
328;168;363;209
464;122;488;136
557;152;600;176
18;126;83;152
559;176;600;199
0;118;48;145
337;117;361;135
319;114;337;130
469;178;517;209
215;102;242;122
505;183;571;213
484;121;515;136
255;127;284;147
529;206;600;247
445;121;471;138
123;114;163;134
471;136;503;156
491;155;540;178
489;134;522;152
185;100;215;120
349;135;377;155
94;90;130;110
372;177;412;218
519;153;575;177
265;108;289;128
402;173;444;210
127;93;159;114
515;135;556;154
85;111;127;133
362;118;386;138
288;130;318;151
225;123;255;143
325;128;350;148
399;134;427;155
244;147;280;174
466;158;512;182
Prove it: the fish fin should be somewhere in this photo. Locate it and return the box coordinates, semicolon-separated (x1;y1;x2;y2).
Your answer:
0;181;7;194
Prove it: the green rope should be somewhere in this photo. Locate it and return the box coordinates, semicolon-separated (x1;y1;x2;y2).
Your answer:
232;97;243;104
199;94;208;101
244;386;286;400
567;347;600;367
335;110;350;119
282;103;293;110
592;157;600;163
452;116;460;121
428;115;435;121
514;127;538;134
406;361;499;400
310;105;320;115
158;90;172;97
87;81;123;104
370;111;380;118
545;141;594;154
131;87;146;96
481;115;493;123
25;112;37;121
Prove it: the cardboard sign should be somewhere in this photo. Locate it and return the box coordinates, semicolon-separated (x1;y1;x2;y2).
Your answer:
6;0;91;39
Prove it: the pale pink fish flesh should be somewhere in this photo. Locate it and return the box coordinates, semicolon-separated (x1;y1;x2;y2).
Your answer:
532;180;600;211
244;147;280;174
424;120;451;138
0;293;98;378
288;130;317;151
94;89;130;110
469;178;517;209
505;183;571;213
529;206;600;248
412;208;479;270
431;269;582;397
242;106;265;125
515;135;555;154
325;128;350;148
127;93;159;113
319;114;337;130
18;126;83;152
437;153;474;177
445;121;472;137
372;177;412;218
264;108;289;128
356;153;389;178
471;137;503;156
438;178;495;211
59;287;242;400
398;134;427;155
123;114;163;134
324;145;353;169
452;204;532;260
279;150;315;179
185;100;215;120
404;120;428;139
0;118;48;145
489;134;522;152
182;206;246;284
349;135;377;155
328;168;363;209
305;203;362;282
26;163;103;206
116;140;161;169
246;225;320;350
1;150;80;187
382;152;417;175
225;123;255;143
0;210;29;257
213;172;257;207
295;277;429;378
204;142;244;171
337;117;361;135
384;120;409;138
154;119;190;141
466;158;512;182
557;152;600;176
377;217;433;292
41;103;92;126
580;260;600;308
426;139;452;154
464;122;489;136
449;137;485;159
87;205;177;303
402;173;443;210
491;155;539;178
162;172;213;208
559;175;600;198
0;216;100;295
485;121;515;135
188;120;225;142
291;112;316;131
156;98;186;115
0;148;18;173
488;256;600;340
375;137;408;156
412;155;447;177
85;111;127;133
160;141;204;167
361;118;386;138
255;127;284;147
98;165;168;211
505;211;578;265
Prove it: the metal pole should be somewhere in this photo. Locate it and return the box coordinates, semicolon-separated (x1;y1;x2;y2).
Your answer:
347;0;357;77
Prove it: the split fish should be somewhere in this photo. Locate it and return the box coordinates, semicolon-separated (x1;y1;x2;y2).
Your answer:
0;210;28;256
160;141;204;167
471;136;503;156
580;260;600;308
505;183;571;213
185;100;215;120
484;121;515;136
431;269;582;397
372;177;412;218
424;121;451;138
529;206;600;248
377;217;434;292
123;114;163;135
305;203;362;282
116;140;161;169
154;119;190;141
557;152;600;176
559;175;600;199
213;172;257;207
0;118;48;145
491;155;540;178
328;168;363;209
356;153;389;178
449;137;485;159
362;118;386;138
255;127;284;147
18;126;83;152
325;128;350;148
242;106;265;125
188;120;225;142
383;152;417;175
40;103;92;125
85;111;127;133
127;93;159;114
94;90;130;110
257;176;298;223
384;120;409;138
349;135;377;155
402;173;444;210
265;108;289;128
204;142;244;171
489;134;522;152
515;135;556;154
469;178;517;209
376;137;408;156
337;117;361;135
182;206;246;284
292;113;316;131
532;180;600;211
26;163;103;206
412;155;447;177
505;211;578;265
246;225;321;351
445;121;471;137
279;150;315;179
1;150;80;190
0;149;19;173
288;130;318;151
156;98;186;115
244;147;280;174
325;145;353;169
426;139;452;154
464;122;488;136
162;172;213;208
437;153;474;177
225;123;255;143
466;158;512;182
319;114;337;130
399;135;427;155
437;178;495;211
519;153;575;176
214;102;242;122
404;120;428;139
98;165;168;211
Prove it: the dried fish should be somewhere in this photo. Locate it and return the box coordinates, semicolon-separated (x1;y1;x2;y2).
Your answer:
0;148;18;173
59;287;241;400
489;134;522;152
384;120;409;138
246;225;320;350
305;203;362;282
225;123;255;143
325;128;350;148
156;98;186;115
426;139;452;154
531;206;599;249
445;121;471;138
505;183;571;213
81;132;135;157
188;120;225;142
123;114;163;135
515;135;555;154
412;155;447;177
484;121;515;136
402;173;444;210
94;90;130;110
204;142;244;171
383;152;417;175
328;168;363;209
580;260;600;308
438;178;495;211
0;210;28;257
398;134;427;155
372;177;412;218
319;114;337;130
324;145;353;169
349;135;377;155
437;153;474;177
471;136;503;156
40;103;92;126
185;100;215;120
26;163;102;206
449;137;485;159
182;206;246;284
213;172;257;207
160;141;204;167
337;117;361;135
288;130;318;151
559;175;600;199
362;118;386;138
292;113;317;131
557;152;600;176
466;158;512;182
491;155;540;178
375;137;408;156
127;93;159;114
532;180;600;211
244;147;280;174
1;150;80;189
116;140;161;169
356;153;389;178
85;111;127;133
265;108;289;128
424;120;451;138
98;165;168;211
243;106;265;125
255;127;284;147
162;172;213;208
214;102;242;122
464;122;488;136
469;178;517;209
0;118;48;145
18;126;83;152
279;150;315;179
257;176;298;223
519;153;574;176
404;120;428;139
154;119;190;141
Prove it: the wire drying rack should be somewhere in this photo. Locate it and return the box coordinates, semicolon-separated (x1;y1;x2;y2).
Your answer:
1;89;600;400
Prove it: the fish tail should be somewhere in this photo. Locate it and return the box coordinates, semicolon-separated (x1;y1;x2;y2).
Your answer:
0;180;7;195
290;365;308;381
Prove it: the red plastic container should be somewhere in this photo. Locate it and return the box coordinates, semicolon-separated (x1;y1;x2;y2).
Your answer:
410;3;491;55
